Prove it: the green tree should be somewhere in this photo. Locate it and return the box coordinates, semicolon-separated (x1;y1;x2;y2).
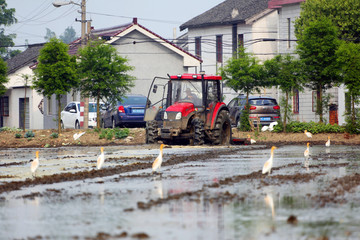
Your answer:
220;47;264;105
33;38;80;133
264;55;305;132
0;0;17;60
295;0;360;43
296;17;341;123
336;42;360;132
0;58;8;96
77;41;135;128
44;28;56;42
60;26;77;44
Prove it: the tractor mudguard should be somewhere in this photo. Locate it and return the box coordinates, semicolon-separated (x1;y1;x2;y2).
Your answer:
210;103;229;129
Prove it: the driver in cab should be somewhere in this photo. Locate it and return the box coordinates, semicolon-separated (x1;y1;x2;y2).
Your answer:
184;88;197;102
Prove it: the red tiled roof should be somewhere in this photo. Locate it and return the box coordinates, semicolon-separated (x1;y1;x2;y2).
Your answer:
268;0;305;9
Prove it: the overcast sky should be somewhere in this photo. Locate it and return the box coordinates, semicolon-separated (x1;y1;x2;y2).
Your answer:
6;0;222;48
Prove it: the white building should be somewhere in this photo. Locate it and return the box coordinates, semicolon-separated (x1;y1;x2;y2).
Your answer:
180;0;344;125
2;44;44;129
179;0;278;103
3;19;201;129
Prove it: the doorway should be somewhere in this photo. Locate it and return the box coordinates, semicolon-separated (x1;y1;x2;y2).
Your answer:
19;98;29;129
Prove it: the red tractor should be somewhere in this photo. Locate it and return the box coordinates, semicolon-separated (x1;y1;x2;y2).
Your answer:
144;73;232;145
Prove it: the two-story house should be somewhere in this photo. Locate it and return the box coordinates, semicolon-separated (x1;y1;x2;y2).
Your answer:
181;0;344;124
180;0;278;102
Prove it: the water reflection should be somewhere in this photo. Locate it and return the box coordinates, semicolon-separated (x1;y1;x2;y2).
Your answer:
264;194;275;219
153;177;163;199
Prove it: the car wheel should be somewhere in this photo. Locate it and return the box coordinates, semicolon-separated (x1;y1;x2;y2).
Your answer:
75;121;80;129
61;120;64;129
112;118;116;129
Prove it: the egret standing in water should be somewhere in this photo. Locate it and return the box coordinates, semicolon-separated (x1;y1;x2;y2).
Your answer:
97;147;105;170
304;142;310;171
30;151;40;177
304;142;310;160
152;144;166;173
304;130;312;138
325;136;331;147
262;146;277;176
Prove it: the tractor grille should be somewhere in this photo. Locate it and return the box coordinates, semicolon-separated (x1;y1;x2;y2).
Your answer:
166;112;179;120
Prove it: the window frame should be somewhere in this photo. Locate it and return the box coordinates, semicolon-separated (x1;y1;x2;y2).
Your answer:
216;35;223;63
293;89;299;114
195;37;201;58
1;96;9;117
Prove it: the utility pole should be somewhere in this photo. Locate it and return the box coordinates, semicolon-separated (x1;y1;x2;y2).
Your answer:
80;0;89;129
53;0;90;129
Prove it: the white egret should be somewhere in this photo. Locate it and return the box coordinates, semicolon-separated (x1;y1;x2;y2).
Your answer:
152;144;166;173
304;130;312;138
262;146;277;176
325;136;330;147
30;151;40;177
97;147;105;170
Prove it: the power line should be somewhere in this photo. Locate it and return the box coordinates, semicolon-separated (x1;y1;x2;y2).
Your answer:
86;11;182;25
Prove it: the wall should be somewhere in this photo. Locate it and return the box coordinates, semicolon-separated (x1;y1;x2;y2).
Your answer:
112;30;191;98
4;66;44;129
185;11;278;103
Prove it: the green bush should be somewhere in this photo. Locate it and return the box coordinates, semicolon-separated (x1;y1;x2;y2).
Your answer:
272;121;345;133
98;128;130;140
50;132;59;138
114;128;130;139
238;108;251;131
15;133;22;138
1;127;22;133
106;131;114;140
24;130;35;138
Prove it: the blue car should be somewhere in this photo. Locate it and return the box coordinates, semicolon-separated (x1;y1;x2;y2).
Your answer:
101;94;148;128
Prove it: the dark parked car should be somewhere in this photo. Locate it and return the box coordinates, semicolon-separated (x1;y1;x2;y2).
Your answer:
101;94;148;128
227;95;280;127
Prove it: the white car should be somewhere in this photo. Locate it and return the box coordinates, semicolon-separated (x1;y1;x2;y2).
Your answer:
61;101;102;129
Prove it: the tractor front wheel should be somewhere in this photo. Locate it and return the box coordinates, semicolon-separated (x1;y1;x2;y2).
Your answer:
146;120;158;144
189;118;205;146
213;111;232;145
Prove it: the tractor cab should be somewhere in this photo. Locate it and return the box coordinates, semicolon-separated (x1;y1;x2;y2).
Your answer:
145;73;231;145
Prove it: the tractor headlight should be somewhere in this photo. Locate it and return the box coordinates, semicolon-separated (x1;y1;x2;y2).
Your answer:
163;112;168;120
175;112;182;120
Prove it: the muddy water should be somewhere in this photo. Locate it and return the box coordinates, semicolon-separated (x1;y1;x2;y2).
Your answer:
0;144;360;239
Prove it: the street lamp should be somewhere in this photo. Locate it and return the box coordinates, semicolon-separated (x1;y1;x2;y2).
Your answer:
52;0;89;129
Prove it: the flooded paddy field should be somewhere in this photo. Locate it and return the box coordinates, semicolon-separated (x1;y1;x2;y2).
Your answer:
0;144;360;239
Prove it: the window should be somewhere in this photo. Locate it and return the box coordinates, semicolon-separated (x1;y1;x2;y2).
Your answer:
293;89;299;114
287;18;291;48
238;34;244;48
216;35;223;63
232;24;238;56
0;96;9;117
312;91;317;112
195;37;201;58
47;96;52;115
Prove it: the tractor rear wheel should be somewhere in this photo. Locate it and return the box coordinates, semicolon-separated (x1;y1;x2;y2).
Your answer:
213;111;232;145
146;120;158;144
189;118;205;146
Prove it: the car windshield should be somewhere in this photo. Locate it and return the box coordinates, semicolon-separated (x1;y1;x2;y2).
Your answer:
171;80;203;106
249;99;277;106
119;96;147;105
77;103;99;112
